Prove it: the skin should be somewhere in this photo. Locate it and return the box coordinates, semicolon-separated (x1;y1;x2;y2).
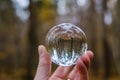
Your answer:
34;45;94;80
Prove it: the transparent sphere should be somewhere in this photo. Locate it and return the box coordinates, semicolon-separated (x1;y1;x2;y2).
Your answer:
45;23;87;66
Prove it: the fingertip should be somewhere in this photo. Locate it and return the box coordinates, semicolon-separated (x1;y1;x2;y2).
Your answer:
38;45;45;51
38;45;51;64
38;45;50;61
87;51;94;55
38;45;46;55
86;51;94;61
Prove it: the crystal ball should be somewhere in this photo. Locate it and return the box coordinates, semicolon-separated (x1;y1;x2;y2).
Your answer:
45;23;87;66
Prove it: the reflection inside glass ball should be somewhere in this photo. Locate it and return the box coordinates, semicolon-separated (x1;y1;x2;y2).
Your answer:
45;23;87;66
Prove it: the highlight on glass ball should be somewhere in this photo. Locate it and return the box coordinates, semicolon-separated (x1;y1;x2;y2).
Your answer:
45;23;87;66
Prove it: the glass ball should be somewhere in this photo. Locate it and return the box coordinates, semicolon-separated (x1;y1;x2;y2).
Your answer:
45;23;87;66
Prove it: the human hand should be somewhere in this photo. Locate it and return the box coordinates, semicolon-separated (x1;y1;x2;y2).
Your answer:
34;45;94;80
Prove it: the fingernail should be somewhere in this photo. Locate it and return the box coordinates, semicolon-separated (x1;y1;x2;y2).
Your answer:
38;45;45;56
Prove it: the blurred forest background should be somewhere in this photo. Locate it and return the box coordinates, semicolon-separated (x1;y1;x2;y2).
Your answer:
0;0;120;80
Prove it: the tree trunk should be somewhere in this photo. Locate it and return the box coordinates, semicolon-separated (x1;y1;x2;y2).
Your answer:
25;0;39;79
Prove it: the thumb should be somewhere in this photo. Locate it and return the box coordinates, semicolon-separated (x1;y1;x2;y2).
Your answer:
34;45;51;80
